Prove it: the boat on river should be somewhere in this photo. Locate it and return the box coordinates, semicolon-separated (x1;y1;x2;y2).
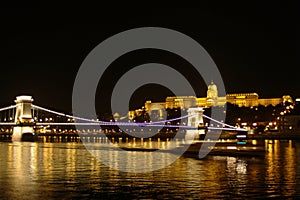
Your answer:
181;140;266;157
117;139;266;157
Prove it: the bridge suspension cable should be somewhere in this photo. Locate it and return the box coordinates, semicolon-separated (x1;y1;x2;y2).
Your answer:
31;104;246;131
32;104;195;125
202;114;237;129
31;104;98;123
0;105;17;112
150;113;195;124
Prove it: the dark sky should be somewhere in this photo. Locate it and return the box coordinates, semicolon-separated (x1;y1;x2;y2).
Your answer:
0;2;298;114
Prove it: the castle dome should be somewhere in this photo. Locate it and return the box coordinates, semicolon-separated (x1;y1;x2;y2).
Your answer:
207;81;218;99
208;81;217;90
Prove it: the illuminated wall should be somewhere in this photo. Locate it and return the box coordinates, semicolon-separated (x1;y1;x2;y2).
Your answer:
165;96;197;109
131;83;292;118
226;93;259;107
258;98;282;107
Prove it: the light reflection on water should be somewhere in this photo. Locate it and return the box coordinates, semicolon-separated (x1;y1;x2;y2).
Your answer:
0;140;299;199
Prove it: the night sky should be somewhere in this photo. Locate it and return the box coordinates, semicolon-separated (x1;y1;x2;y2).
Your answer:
0;3;298;115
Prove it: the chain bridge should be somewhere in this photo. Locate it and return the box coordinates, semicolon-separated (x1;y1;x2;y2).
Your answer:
0;95;246;141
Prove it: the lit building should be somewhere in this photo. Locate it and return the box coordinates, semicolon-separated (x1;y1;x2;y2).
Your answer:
258;98;282;107
198;81;226;107
226;93;292;107
129;82;293;118
226;93;259;107
165;96;197;109
278;115;300;133
277;98;300;133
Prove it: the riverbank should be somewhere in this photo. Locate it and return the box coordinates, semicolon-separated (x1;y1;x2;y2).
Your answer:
201;131;300;140
1;131;300;142
247;132;300;140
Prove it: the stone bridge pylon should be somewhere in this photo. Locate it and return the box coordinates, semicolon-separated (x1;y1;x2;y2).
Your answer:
12;95;34;141
185;107;207;141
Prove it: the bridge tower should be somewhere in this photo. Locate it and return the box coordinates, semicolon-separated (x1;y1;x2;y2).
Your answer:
185;107;206;141
12;95;34;141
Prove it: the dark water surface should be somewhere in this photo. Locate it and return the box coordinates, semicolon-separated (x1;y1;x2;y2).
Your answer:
0;140;299;199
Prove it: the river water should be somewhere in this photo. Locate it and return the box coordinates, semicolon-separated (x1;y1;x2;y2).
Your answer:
0;139;299;199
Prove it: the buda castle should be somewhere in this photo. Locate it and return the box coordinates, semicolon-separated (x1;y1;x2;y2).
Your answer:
130;82;293;119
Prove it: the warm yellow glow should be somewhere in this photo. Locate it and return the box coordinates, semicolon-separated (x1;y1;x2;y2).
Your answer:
16;95;33;101
227;146;237;150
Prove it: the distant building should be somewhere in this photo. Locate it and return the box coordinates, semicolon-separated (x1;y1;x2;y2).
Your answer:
226;93;259;107
165;96;198;109
197;82;226;107
278;98;300;133
129;82;293;119
278;115;300;133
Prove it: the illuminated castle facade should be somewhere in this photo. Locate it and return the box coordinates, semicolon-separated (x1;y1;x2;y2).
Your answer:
129;82;293;119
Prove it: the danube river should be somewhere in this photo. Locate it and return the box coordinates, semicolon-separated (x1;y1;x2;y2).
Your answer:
0;139;299;199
